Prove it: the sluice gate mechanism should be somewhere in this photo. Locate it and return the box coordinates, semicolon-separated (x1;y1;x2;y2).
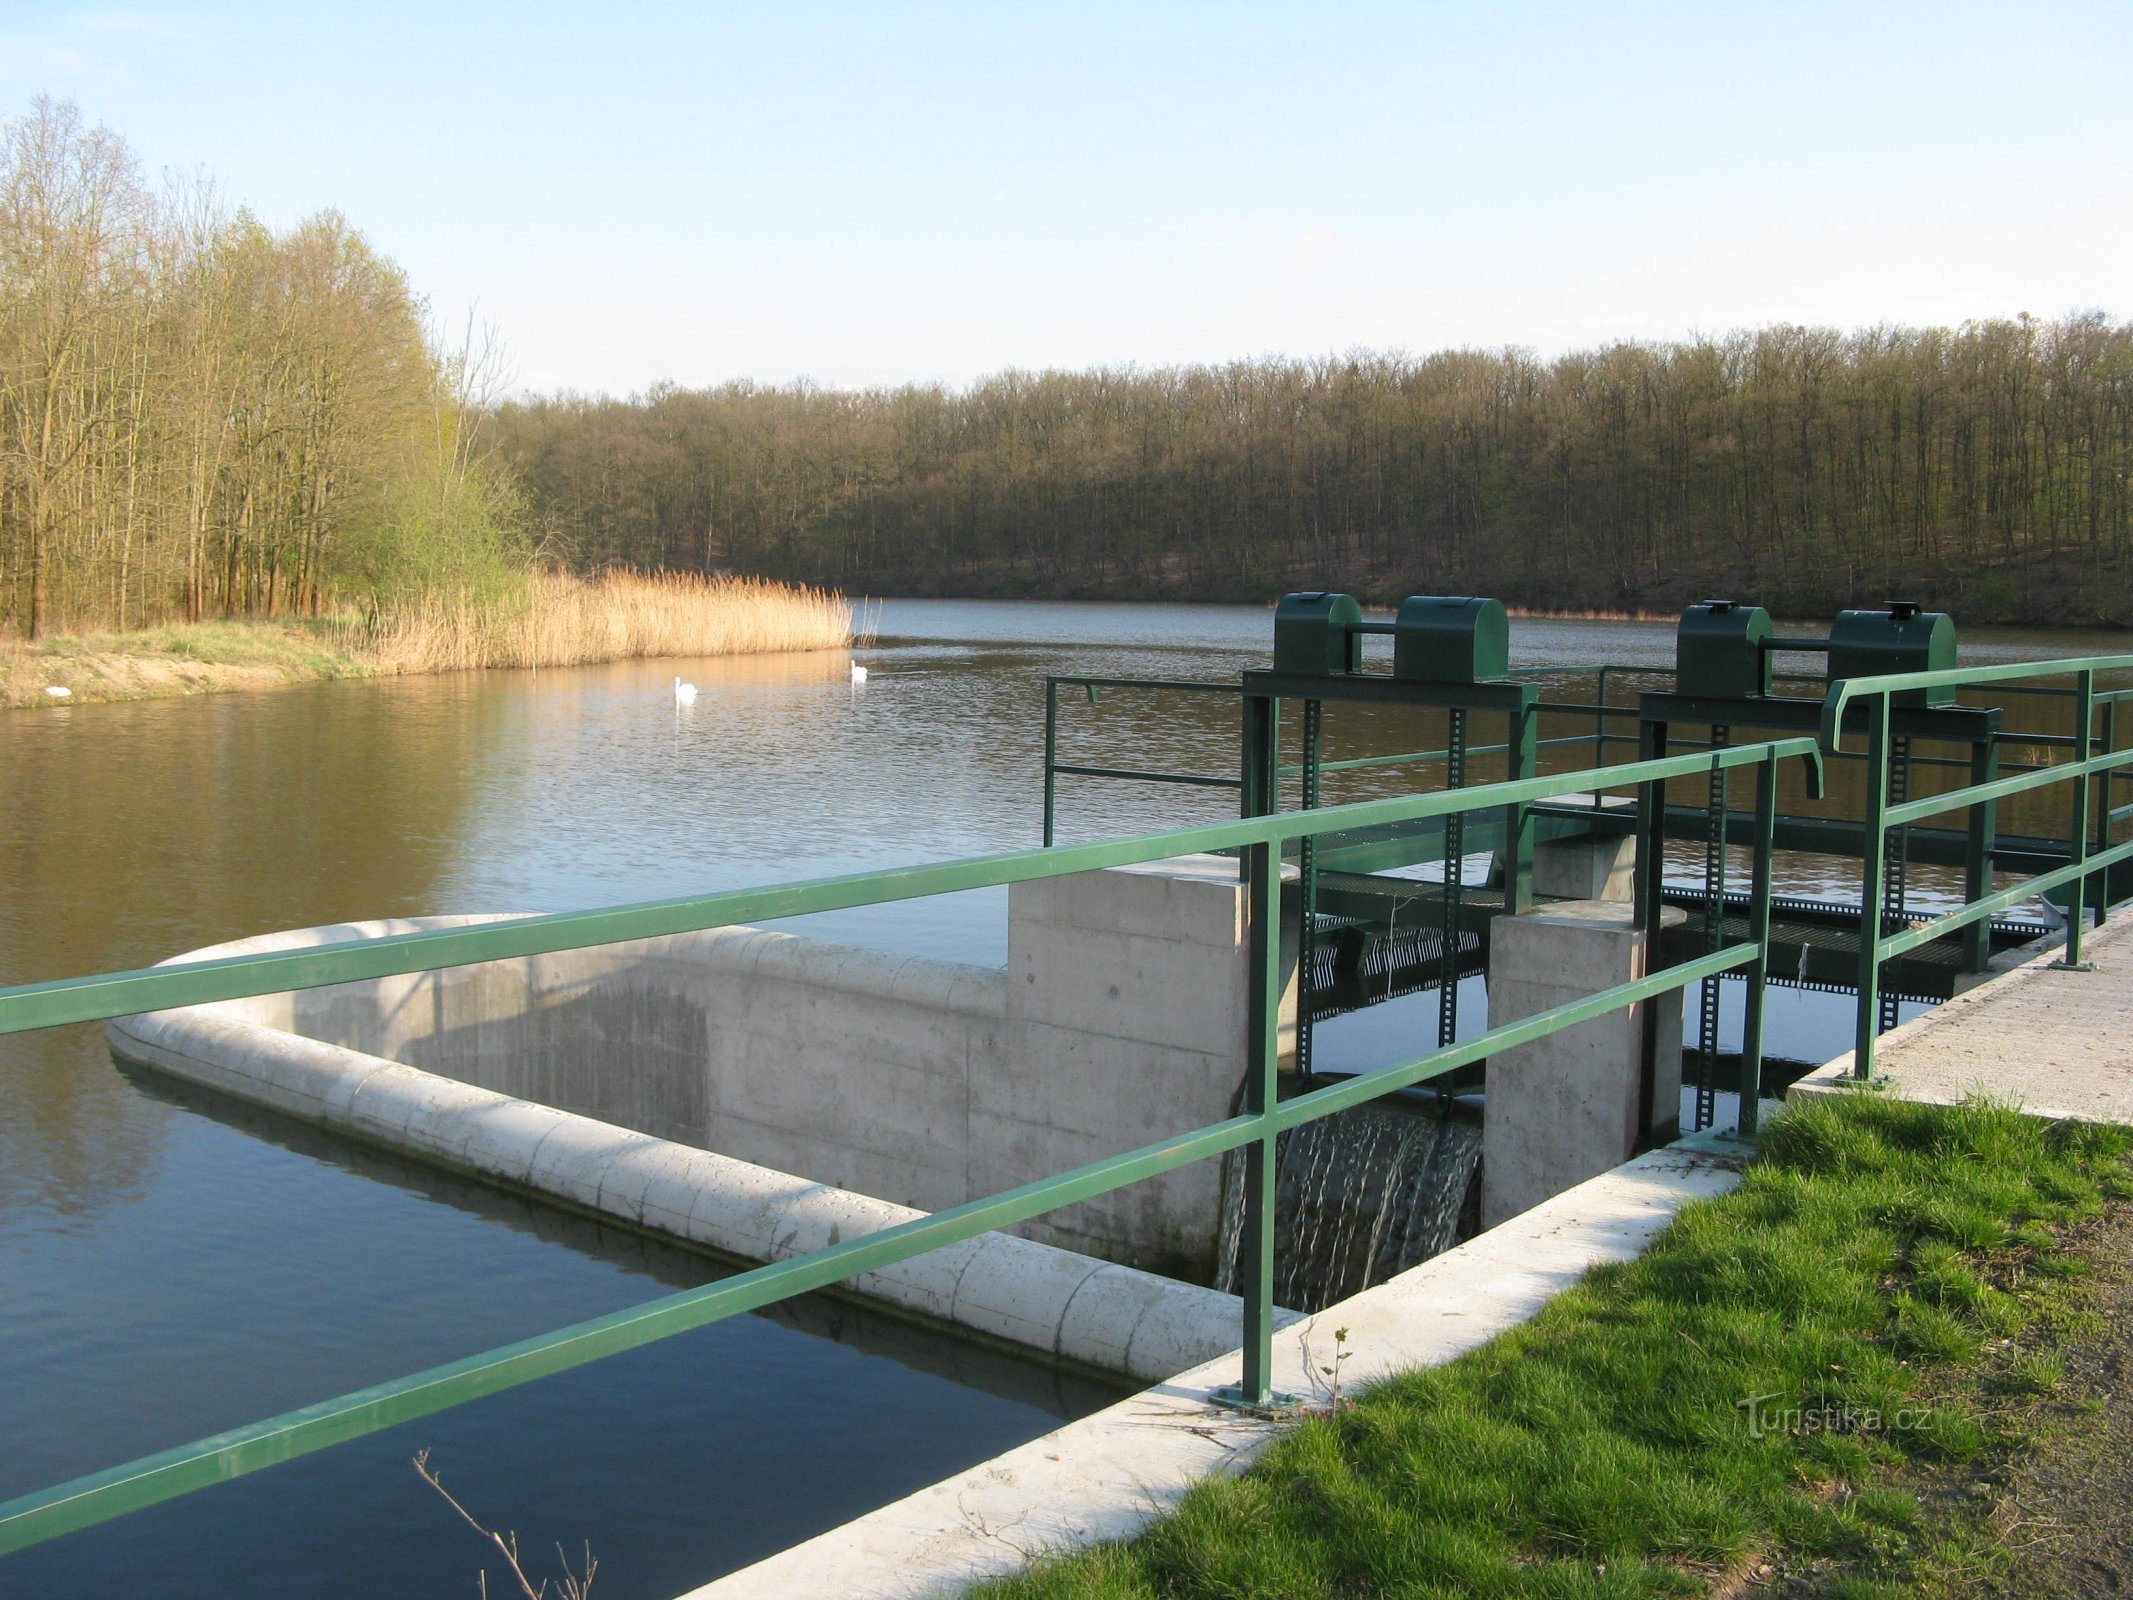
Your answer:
1041;591;2116;1162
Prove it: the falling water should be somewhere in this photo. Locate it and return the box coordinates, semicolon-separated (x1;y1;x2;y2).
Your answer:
1213;1095;1483;1312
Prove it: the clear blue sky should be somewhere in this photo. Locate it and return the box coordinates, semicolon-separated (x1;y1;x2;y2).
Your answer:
5;2;2127;396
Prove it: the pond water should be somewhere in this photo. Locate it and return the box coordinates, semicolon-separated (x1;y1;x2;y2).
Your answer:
1;599;2114;1597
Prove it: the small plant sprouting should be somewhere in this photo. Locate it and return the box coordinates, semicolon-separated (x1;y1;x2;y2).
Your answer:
1317;1325;1354;1411
413;1448;597;1600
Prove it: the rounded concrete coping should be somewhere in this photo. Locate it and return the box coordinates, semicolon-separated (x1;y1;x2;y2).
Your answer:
107;917;1247;1383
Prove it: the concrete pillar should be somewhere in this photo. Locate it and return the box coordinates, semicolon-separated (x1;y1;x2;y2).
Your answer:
1532;832;1635;902
1001;853;1281;1277
1480;900;1685;1227
1528;794;1638;903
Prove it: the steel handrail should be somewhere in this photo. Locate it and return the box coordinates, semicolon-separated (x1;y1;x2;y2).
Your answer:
1820;653;2133;1077
1043;666;1639;843
0;735;1821;1554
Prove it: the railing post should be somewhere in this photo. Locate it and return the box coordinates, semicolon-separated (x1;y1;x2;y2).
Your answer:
1738;753;1777;1137
1502;692;1538;917
1693;729;1731;1132
1854;695;1890;1079
1236;692;1283;1410
1239;691;1282;822
1042;678;1059;848
2092;694;2113;928
1632;716;1669;1136
1962;735;1998;973
1296;700;1324;1077
1594;665;1611;777
2065;670;2095;967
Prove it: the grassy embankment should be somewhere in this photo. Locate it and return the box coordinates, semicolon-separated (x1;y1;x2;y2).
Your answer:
0;571;854;708
978;1094;2133;1600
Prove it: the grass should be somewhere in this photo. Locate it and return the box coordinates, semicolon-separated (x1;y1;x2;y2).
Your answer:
2;571;854;706
108;619;373;678
976;1094;2133;1600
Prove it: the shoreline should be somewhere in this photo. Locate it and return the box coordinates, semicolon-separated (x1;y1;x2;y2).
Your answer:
3;574;855;710
2;622;373;709
10;596;2123;712
1;616;852;711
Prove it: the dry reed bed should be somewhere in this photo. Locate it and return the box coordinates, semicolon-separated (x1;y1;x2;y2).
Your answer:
4;573;855;707
348;572;854;674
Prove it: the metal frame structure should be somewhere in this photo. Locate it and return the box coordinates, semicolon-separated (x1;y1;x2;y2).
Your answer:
1636;688;2003;1128
1822;655;2133;1077
1237;667;1541;1071
1043;643;2133;1103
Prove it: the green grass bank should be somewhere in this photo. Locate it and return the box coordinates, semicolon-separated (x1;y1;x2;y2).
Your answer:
977;1094;2133;1600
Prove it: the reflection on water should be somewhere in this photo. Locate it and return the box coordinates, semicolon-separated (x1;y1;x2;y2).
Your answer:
0;1078;1118;1600
0;599;2109;1596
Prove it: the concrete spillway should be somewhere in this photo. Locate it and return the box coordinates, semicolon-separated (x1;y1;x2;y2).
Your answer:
105;859;1305;1383
107;846;1695;1394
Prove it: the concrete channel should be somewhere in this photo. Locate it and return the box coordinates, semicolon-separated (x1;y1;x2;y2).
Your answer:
107;840;1730;1596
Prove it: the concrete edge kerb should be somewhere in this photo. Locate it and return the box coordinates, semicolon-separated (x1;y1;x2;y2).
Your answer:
683;1138;1752;1600
106;917;1249;1385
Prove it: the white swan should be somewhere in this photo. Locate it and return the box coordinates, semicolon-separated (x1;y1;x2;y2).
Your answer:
849;660;868;683
43;685;71;699
673;676;698;705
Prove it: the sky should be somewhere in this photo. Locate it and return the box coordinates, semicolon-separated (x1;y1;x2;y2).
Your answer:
3;1;2128;398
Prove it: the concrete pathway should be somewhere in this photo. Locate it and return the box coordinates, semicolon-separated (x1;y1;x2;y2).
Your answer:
1792;912;2133;1126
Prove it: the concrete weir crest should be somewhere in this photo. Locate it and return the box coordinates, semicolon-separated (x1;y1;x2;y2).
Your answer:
107;856;1298;1382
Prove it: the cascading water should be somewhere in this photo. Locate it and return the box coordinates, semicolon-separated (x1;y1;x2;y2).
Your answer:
1213;1095;1482;1312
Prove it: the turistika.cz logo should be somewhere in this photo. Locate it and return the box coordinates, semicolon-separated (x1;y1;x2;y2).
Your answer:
1736;1393;1933;1440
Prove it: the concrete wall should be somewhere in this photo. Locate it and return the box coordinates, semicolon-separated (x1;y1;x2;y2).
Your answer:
108;965;1267;1383
1000;856;1256;1272
119;853;1260;1279
1531;820;1636;902
116;850;1697;1282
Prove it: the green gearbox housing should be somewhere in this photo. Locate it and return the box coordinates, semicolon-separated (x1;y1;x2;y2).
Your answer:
1392;595;1508;684
1828;603;1957;707
1271;592;1512;682
1675;600;1775;699
1272;591;1365;675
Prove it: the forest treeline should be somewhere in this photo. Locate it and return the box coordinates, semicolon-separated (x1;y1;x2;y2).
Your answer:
11;97;2131;640
0;98;519;639
495;315;2133;626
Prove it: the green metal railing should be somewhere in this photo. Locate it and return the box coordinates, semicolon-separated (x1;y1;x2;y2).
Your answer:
1045;661;2103;814
1824;656;2133;1078
1041;665;1635;846
0;734;1822;1557
1042;675;1244;846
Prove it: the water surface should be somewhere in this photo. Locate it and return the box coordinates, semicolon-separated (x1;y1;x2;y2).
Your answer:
2;600;2110;1595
